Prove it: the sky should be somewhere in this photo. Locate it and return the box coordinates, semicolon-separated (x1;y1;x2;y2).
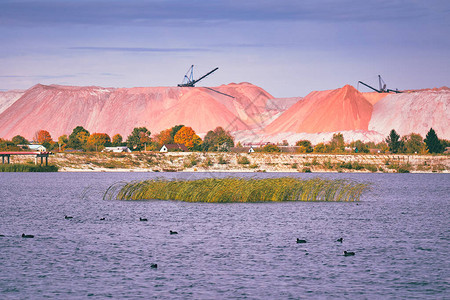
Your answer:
1;0;449;97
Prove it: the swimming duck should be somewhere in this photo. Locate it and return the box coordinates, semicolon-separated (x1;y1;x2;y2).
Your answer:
170;230;178;235
100;217;105;221
336;238;343;243
65;215;73;219
22;233;34;238
150;263;158;269
344;251;355;256
296;238;307;243
139;217;148;221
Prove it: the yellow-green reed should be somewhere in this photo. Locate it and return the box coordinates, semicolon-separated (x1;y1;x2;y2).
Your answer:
104;177;370;202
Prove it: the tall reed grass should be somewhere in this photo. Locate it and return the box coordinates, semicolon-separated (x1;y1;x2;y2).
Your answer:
0;164;58;172
104;177;369;202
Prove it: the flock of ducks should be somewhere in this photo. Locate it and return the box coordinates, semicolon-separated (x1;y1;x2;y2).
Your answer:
2;216;356;271
297;237;356;256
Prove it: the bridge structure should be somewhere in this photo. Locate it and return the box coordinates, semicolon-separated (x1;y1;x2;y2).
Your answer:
0;152;52;166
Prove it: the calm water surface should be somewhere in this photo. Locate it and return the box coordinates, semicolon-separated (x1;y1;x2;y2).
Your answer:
0;172;449;299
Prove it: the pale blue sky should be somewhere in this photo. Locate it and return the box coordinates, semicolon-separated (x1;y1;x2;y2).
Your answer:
1;0;449;97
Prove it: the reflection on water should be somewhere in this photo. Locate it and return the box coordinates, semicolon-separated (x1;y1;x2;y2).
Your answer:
0;172;449;299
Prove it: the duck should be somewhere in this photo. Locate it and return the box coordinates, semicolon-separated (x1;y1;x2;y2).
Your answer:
65;215;73;219
22;233;34;238
336;237;343;243
170;230;178;235
296;238;307;243
344;251;355;256
139;217;148;221
150;263;158;269
100;217;105;221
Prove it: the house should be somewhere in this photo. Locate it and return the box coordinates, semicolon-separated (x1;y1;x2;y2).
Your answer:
28;144;47;152
102;146;131;153
160;144;188;152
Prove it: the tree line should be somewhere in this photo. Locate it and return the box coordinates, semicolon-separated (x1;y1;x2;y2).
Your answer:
0;126;447;154
0;125;235;153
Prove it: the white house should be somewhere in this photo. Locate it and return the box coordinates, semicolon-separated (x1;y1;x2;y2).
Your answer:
102;146;131;153
28;144;47;152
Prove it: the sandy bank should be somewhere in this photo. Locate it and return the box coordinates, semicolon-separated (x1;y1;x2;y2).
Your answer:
4;152;449;173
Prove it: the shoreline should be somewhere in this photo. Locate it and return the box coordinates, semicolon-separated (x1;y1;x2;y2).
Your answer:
3;152;449;173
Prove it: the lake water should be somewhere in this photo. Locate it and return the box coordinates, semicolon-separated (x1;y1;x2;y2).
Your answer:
0;172;449;299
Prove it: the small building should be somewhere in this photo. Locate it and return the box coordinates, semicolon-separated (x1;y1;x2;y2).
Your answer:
160;144;188;152
102;146;131;153
28;144;47;152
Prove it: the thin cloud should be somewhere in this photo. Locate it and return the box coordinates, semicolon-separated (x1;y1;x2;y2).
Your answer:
69;47;214;53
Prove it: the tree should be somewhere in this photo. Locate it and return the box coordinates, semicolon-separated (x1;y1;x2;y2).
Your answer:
313;143;326;153
112;134;123;146
86;133;111;151
262;143;281;153
34;130;53;144
127;127;152;151
68;126;90;149
154;129;173;147
0;138;21;151
202;127;235;151
174;126;202;150
349;140;369;153
424;128;443;153
170;125;185;140
330;133;345;153
11;135;28;145
58;135;68;151
386;129;402;153
295;140;313;153
402;133;424;154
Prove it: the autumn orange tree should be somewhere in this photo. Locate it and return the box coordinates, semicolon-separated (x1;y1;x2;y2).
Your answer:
86;133;111;151
174;126;202;150
34;130;53;144
154;128;172;147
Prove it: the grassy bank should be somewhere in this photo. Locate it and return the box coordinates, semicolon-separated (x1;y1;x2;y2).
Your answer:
105;177;370;202
0;163;59;172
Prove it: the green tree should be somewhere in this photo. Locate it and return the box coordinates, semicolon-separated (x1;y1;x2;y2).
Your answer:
202;127;235;152
68;126;90;149
313;143;326;153
386;129;402;153
330;133;345;153
262;143;281;153
11;135;28;145
350;140;369;153
127;127;152;151
402;133;424;154
295;140;313;153
170;125;185;140
112;134;123;146
424;128;443;153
